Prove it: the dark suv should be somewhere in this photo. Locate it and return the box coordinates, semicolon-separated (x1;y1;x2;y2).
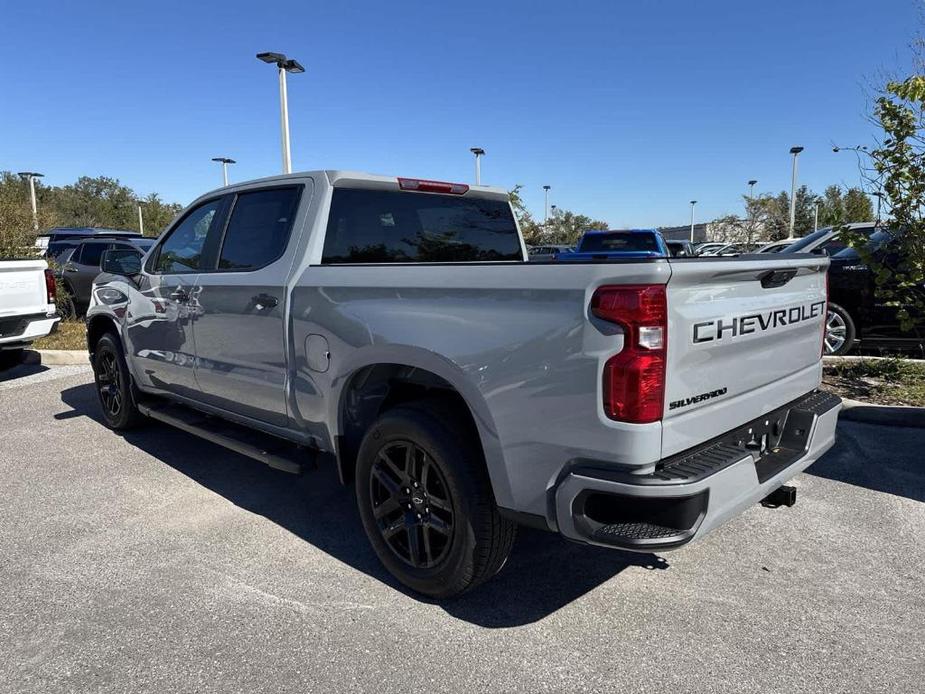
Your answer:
56;237;155;317
786;225;924;355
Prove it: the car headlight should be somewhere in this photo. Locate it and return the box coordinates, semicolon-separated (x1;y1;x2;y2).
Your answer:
94;287;128;305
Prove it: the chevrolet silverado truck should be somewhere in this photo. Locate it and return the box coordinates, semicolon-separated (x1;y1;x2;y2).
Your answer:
0;259;60;369
86;171;841;597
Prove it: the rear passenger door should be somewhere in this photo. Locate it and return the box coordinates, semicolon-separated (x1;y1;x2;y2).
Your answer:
191;184;307;427
65;241;112;304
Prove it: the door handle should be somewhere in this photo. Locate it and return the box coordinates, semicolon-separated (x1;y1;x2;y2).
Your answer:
252;293;278;311
169;289;189;302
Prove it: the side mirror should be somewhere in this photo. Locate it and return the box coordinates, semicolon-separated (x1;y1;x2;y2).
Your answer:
101;249;142;276
812;247;829;256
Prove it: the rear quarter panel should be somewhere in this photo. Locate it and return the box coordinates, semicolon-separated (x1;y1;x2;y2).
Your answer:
289;262;670;515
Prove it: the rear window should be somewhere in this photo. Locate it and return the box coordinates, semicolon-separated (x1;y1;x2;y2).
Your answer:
321;188;523;264
219;187;301;270
579;233;659;253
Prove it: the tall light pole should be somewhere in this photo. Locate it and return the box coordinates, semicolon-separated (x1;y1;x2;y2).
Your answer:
788;146;804;239
543;185;551;228
17;171;43;232
748;179;757;200
211;157;236;186
470;147;484;185
873;192;883;224
257;52;305;174
813;200;819;232
689;200;697;242
137;201;145;236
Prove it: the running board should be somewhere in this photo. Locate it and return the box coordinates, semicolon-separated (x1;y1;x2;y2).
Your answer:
137;402;312;475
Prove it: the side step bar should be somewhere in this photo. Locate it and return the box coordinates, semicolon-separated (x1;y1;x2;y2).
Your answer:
137;402;313;475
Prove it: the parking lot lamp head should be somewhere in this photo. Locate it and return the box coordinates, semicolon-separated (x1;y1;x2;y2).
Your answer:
211;157;236;187
257;51;304;174
470;147;485;185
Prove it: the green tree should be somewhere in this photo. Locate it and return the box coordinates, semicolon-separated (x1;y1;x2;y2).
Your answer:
0;172;58;258
544;208;608;245
844;188;874;223
842;74;925;331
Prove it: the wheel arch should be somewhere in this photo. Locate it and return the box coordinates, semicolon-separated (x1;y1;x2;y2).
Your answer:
86;314;119;357
330;350;511;507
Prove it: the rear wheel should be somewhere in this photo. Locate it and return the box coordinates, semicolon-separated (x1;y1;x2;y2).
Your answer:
355;401;516;598
825;303;857;356
92;332;143;430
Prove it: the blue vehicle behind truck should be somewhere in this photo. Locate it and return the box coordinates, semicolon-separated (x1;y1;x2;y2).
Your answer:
555;229;668;261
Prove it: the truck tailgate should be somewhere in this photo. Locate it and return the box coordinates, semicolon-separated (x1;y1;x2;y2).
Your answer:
662;256;828;457
0;260;48;318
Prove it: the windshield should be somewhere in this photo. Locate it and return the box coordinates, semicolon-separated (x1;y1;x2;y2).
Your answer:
783;228;832;253
579;232;660;253
832;229;896;259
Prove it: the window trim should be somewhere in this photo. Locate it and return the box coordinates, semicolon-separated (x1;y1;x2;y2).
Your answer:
205;184;304;274
146;195;228;275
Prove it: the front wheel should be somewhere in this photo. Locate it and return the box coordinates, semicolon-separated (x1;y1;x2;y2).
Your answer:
824;303;857;356
355;402;516;598
92;332;143;430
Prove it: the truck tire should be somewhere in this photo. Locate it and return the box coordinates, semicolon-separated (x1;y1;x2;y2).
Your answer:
825;303;856;356
92;332;143;431
355;401;516;598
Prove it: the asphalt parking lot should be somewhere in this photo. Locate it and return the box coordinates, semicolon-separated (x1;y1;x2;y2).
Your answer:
1;365;923;693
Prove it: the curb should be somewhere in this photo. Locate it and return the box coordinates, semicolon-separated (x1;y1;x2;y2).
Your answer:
824;355;923;365
839;397;925;428
23;350;90;366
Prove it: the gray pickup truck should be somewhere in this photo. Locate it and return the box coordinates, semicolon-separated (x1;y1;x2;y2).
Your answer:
86;171;841;597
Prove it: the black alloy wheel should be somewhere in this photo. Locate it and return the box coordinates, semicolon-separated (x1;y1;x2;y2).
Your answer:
96;349;123;419
370;440;455;569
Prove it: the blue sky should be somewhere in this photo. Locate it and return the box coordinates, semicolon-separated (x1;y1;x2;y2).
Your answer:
0;0;919;226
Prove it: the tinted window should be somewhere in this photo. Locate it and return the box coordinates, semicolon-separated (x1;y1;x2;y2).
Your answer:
78;243;110;267
128;239;156;252
321;189;522;264
579;233;659;253
832;229;896;260
46;240;79;259
154;200;222;273
218;188;301;270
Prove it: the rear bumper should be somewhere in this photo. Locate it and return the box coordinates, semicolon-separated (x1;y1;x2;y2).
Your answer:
553;390;841;551
0;312;59;348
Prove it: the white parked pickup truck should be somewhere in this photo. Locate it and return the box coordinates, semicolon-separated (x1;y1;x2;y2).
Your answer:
0;260;60;368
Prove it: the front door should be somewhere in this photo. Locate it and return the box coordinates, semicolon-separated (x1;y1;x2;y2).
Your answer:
124;197;225;399
191;184;306;427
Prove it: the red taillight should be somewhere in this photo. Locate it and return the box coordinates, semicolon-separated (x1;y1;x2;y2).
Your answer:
591;285;667;423
44;268;57;304
398;178;469;195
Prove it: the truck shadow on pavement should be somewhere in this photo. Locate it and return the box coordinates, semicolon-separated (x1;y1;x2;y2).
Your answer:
806;419;925;503
58;382;667;628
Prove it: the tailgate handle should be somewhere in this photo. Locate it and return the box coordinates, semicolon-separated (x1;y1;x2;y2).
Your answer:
759;269;797;289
